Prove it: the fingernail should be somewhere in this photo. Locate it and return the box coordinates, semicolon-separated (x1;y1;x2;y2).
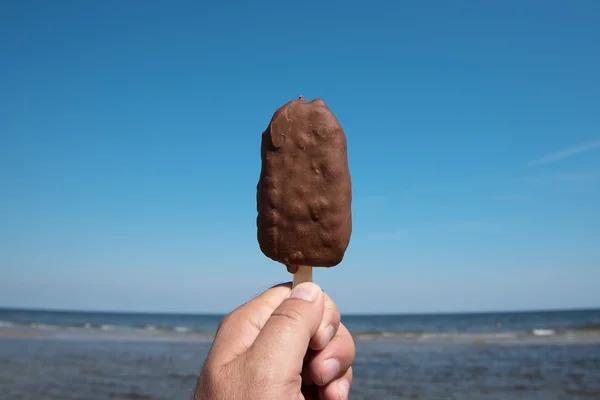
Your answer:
289;282;319;302
322;358;341;383
338;378;350;399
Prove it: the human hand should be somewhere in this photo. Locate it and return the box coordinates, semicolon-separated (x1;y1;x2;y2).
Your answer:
194;282;355;399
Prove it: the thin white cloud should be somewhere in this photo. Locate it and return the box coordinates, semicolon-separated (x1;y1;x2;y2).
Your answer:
528;139;600;166
555;172;596;182
523;172;596;183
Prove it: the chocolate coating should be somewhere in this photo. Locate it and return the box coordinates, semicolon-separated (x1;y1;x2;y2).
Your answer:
257;97;352;268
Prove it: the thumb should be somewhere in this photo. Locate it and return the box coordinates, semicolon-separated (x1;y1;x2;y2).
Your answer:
248;282;325;369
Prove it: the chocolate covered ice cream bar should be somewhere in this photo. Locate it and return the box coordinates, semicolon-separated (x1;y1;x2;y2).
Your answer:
257;96;352;284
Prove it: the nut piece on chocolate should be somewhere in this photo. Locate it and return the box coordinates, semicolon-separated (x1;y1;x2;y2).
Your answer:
256;97;352;268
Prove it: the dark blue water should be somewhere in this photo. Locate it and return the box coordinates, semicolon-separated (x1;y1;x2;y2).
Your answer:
1;308;600;399
2;308;599;337
0;308;222;332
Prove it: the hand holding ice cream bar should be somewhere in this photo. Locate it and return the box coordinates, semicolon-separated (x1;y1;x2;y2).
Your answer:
257;96;352;287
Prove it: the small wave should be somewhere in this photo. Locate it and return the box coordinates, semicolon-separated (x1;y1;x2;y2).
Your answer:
352;330;423;339
30;323;58;330
83;323;92;329
173;326;191;333
100;324;115;331
0;320;14;328
352;330;522;341
532;329;556;336
144;325;157;331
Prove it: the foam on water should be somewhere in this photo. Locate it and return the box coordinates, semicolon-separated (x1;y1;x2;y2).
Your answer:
1;308;599;346
532;329;556;336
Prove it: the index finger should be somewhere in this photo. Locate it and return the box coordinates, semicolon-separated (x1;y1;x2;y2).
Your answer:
208;282;292;366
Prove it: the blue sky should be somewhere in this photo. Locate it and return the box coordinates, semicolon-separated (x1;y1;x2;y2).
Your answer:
1;1;599;314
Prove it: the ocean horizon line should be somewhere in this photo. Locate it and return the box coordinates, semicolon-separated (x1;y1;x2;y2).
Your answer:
1;305;598;317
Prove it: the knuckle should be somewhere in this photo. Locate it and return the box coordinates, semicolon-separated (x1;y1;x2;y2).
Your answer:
249;304;275;331
270;304;307;327
217;312;234;332
328;308;341;327
324;297;341;322
348;341;356;363
342;331;357;361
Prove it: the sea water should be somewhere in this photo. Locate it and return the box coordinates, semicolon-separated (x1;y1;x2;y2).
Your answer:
1;308;599;399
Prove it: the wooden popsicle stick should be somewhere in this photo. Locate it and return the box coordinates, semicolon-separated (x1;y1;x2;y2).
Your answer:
292;265;313;288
